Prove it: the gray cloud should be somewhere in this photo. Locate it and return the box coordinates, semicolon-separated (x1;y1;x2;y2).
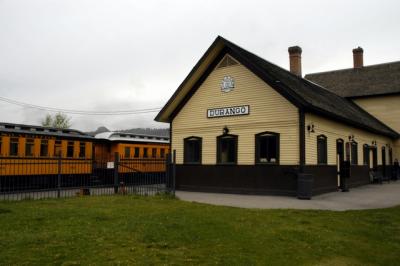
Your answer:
0;0;399;131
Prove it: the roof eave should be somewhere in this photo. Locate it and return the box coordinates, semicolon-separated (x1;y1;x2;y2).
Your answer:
154;36;226;123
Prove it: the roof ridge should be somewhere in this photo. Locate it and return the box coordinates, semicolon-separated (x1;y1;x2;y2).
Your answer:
305;60;400;77
220;36;300;79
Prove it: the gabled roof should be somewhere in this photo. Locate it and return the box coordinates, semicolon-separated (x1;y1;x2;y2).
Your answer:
0;122;93;139
155;36;399;139
305;61;400;98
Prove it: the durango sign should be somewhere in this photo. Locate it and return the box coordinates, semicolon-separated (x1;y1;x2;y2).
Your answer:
207;105;250;118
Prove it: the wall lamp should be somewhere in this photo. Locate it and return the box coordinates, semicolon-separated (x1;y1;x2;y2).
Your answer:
348;134;355;142
223;126;229;135
307;123;315;133
372;140;377;146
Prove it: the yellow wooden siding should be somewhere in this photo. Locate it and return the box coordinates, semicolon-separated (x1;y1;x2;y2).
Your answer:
172;55;299;165
305;113;394;165
354;95;400;133
353;95;400;160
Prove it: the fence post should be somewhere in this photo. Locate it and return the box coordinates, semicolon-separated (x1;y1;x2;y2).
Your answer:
57;154;61;198
172;150;176;196
114;152;119;194
165;153;171;193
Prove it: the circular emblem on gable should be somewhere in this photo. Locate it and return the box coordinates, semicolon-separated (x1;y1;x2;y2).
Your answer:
221;76;235;93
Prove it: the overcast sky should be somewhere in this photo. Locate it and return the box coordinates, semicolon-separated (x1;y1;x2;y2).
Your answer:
0;0;399;132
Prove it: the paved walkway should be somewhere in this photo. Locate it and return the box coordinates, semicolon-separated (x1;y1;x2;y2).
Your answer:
176;181;400;211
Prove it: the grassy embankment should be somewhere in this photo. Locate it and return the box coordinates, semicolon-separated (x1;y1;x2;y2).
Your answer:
0;195;399;265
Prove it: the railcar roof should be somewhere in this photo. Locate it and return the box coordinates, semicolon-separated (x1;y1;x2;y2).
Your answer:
0;122;94;139
95;132;170;144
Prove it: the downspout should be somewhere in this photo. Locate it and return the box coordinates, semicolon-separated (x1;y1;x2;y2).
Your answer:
169;121;172;152
299;109;305;173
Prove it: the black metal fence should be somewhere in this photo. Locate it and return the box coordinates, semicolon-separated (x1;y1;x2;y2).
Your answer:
0;152;175;201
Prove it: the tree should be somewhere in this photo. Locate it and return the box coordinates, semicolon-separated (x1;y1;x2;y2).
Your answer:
41;113;71;129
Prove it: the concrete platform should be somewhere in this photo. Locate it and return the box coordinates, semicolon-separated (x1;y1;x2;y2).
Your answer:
176;181;400;211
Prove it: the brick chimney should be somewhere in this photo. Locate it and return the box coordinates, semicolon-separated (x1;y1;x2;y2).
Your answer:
288;46;302;77
353;46;364;68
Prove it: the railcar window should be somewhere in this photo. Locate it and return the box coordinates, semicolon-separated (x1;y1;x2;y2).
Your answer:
25;139;34;157
54;140;62;157
143;148;148;158
124;147;130;158
67;141;74;158
10;137;19;156
317;135;327;164
40;140;48;157
255;132;279;164
184;137;202;164
160;148;165;158
134;147;140;158
217;135;237;164
79;142;85;158
351;142;358;165
152;148;157;158
0;137;2;156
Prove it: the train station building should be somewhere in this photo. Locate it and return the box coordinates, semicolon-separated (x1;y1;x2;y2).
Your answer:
155;36;400;197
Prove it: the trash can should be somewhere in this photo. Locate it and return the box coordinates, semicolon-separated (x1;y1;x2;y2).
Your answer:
297;173;313;200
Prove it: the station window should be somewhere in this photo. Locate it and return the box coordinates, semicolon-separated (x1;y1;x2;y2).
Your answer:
363;144;369;165
152;148;157;158
124;147;130;158
40;140;48;157
255;132;279;164
351;142;358;165
54;140;62;157
184;137;202;164
389;147;393;165
25;139;34;157
134;147;140;158
67;141;74;158
317;135;327;164
217;135;237;164
79;142;86;158
143;148;148;158
10;137;19;156
160;148;165;158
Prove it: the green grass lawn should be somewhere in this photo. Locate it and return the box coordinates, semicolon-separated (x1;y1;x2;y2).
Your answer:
0;195;399;266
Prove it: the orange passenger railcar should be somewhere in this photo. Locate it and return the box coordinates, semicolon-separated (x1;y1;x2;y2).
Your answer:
94;132;170;173
0;123;170;192
0;123;94;177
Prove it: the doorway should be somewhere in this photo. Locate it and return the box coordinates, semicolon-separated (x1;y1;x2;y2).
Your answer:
336;139;344;187
382;147;386;177
370;147;377;171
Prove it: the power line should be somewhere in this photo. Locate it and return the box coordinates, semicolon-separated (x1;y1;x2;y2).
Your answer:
0;96;162;116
